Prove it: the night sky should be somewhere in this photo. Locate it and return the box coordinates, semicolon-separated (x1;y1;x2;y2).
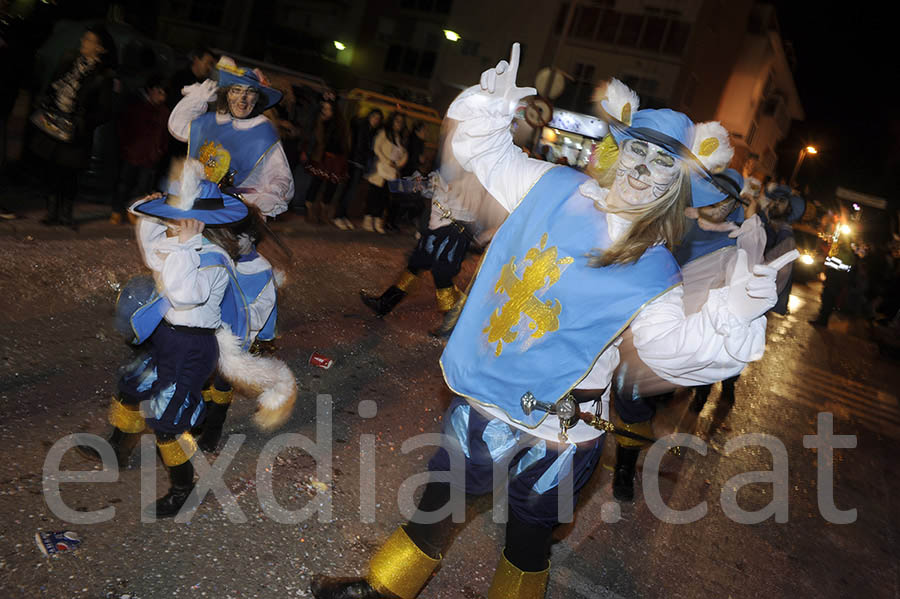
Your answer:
772;1;897;204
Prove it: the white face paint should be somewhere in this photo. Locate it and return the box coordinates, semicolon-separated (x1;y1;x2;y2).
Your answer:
611;139;680;208
227;85;259;119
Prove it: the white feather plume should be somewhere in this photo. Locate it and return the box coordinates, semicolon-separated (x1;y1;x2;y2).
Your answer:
215;326;297;430
691;121;733;173
173;159;204;211
593;78;640;125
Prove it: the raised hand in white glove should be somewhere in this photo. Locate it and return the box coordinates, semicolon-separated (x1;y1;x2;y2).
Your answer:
726;248;800;323
477;43;536;116
182;78;219;102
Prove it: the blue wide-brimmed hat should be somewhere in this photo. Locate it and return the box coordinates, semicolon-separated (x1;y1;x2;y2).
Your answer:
216;58;282;111
131;178;248;226
766;183;806;223
690;168;746;215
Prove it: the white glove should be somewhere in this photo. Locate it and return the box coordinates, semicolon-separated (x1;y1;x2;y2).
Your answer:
726;248;800;323
182;78;219;102
477;43;536;116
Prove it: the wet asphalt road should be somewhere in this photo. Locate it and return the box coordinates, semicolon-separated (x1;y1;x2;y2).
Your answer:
1;199;898;599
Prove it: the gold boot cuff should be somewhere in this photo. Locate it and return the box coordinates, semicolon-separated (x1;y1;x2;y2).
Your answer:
614;418;653;448
367;526;440;599
157;433;198;466
202;387;234;405
435;286;460;312
395;270;418;292
108;398;146;433
487;550;550;599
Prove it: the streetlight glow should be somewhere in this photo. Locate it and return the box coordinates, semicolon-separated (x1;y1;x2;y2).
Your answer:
443;29;461;42
806;145;817;154
840;224;852;235
334;41;346;51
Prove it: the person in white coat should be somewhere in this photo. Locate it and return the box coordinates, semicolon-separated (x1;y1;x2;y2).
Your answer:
362;111;407;233
311;44;793;599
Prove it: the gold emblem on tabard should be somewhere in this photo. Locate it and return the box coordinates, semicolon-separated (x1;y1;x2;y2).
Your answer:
197;140;231;183
484;233;574;357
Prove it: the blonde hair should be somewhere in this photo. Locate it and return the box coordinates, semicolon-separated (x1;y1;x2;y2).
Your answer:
589;163;691;267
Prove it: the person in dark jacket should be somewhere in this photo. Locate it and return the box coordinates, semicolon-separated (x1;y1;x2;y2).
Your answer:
302;94;350;226
29;24;117;229
110;75;170;223
333;108;382;230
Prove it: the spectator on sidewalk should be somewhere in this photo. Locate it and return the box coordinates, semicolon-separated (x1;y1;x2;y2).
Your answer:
362;111;406;234
333;107;382;229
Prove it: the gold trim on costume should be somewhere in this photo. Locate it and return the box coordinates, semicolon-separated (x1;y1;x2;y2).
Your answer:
157;433;198;466
614;418;654;448
435;285;460;312
367;526;440;599
202;387;234;405
487;550;549;599
108;398;146;433
395;270;418;292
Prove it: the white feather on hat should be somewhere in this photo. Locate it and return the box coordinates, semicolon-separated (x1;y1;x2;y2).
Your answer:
691;121;733;173
593;78;640;126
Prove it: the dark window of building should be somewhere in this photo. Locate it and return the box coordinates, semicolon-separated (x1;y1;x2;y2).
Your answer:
417;0;434;11
418;50;437;78
596;9;621;43
385;45;404;72
402;47;420;75
401;0;415;8
641;16;666;51
571;5;601;39
435;0;453;13
682;73;698;109
618;14;644;47
662;21;690;55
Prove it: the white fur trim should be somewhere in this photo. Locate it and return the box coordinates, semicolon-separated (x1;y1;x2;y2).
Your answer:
215;326;297;430
691;122;733;173
593;78;640;125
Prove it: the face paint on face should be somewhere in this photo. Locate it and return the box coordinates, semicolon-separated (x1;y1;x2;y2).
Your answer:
610;139;680;207
227;85;259;119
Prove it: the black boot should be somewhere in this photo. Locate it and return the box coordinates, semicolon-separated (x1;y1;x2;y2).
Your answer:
197;401;231;452
612;445;641;502
360;286;406;317
690;385;711;413
76;428;140;469
155;461;196;518
310;578;386;599
58;193;77;230
721;376;738;404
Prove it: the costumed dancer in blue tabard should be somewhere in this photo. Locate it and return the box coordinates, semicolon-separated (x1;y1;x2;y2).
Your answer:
609;169;770;501
78;159;295;518
311;44;795;599
168;56;291;446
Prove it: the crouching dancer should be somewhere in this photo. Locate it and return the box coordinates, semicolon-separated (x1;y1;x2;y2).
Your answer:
311;44;793;599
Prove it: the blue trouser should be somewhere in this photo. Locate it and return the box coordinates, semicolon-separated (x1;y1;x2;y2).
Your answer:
427;397;603;528
117;323;218;435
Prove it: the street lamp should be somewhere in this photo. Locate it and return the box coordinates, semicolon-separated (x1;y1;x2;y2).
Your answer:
790;145;817;187
443;30;461;42
333;41;347;51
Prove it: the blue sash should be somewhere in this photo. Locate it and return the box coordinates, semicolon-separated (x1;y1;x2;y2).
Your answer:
440;167;682;429
188;113;279;184
130;249;251;349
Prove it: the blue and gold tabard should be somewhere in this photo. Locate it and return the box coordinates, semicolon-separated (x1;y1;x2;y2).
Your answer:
130;247;252;349
440;167;682;429
236;250;277;341
188;113;280;184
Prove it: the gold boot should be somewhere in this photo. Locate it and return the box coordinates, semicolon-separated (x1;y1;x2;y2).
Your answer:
487;550;550;599
367;526;441;598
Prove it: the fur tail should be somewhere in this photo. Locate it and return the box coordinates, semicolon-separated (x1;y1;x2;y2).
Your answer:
215;327;297;430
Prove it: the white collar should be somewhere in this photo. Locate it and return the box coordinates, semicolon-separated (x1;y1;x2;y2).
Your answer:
214;112;269;130
578;179;632;242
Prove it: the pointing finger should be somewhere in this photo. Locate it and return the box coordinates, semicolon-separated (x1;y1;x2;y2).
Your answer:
509;42;521;74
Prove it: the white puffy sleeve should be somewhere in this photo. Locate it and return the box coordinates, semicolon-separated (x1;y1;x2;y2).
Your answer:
158;235;213;308
630;285;766;386
168;80;217;142
240;141;294;218
733;215;766;270
446;87;554;213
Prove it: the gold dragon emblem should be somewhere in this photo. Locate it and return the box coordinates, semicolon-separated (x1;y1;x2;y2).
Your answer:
484;233;574;357
197;140;231;183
